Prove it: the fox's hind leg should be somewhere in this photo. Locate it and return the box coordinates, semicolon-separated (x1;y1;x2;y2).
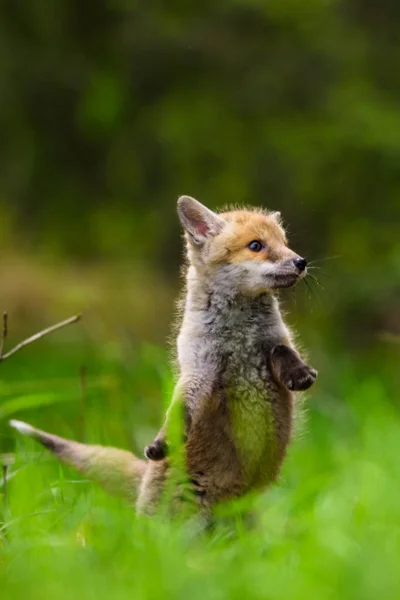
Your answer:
136;458;208;522
136;459;169;515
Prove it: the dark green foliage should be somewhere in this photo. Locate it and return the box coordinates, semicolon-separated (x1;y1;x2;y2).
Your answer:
0;0;399;351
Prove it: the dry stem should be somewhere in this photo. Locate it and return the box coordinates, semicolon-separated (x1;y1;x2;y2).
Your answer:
0;314;82;363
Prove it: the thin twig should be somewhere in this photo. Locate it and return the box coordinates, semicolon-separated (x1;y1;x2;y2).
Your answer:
80;364;87;443
0;312;8;358
0;314;82;363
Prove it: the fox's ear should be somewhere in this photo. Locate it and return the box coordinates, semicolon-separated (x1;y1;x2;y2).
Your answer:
177;196;224;244
269;211;282;223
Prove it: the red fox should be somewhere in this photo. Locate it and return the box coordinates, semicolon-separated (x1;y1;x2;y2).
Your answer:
11;196;317;519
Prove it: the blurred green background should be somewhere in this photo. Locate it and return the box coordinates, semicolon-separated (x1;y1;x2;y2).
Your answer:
1;0;399;353
0;2;399;599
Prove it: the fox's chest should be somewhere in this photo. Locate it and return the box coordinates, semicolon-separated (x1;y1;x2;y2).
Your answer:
229;393;274;478
224;357;278;485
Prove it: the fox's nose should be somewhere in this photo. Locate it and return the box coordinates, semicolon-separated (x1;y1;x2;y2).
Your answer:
293;257;307;272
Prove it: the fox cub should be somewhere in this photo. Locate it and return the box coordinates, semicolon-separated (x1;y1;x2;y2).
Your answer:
10;196;317;518
145;197;317;466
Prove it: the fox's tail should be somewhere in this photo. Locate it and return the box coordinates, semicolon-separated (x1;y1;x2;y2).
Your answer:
9;420;147;502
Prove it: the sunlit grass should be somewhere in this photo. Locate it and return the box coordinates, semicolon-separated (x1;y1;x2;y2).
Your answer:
0;341;399;600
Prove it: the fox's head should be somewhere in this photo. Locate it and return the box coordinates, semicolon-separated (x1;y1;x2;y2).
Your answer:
178;195;307;294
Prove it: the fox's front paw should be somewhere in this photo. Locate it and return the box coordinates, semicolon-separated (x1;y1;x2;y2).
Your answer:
144;438;168;461
282;364;317;391
270;345;318;392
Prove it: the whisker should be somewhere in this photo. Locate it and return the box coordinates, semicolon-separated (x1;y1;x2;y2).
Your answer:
303;277;318;304
307;272;325;291
309;269;334;282
307;255;342;266
302;274;326;309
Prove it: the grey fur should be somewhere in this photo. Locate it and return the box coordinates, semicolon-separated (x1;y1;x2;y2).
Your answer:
142;197;317;515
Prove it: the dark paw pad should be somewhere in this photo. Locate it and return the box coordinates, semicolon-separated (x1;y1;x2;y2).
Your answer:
144;439;167;461
284;366;318;391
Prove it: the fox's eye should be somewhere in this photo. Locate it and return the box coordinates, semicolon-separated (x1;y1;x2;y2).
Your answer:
247;240;264;252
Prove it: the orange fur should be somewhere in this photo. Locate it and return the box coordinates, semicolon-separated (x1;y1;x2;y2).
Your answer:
208;210;295;265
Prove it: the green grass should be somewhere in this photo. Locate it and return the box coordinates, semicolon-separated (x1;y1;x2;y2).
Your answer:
0;339;399;600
